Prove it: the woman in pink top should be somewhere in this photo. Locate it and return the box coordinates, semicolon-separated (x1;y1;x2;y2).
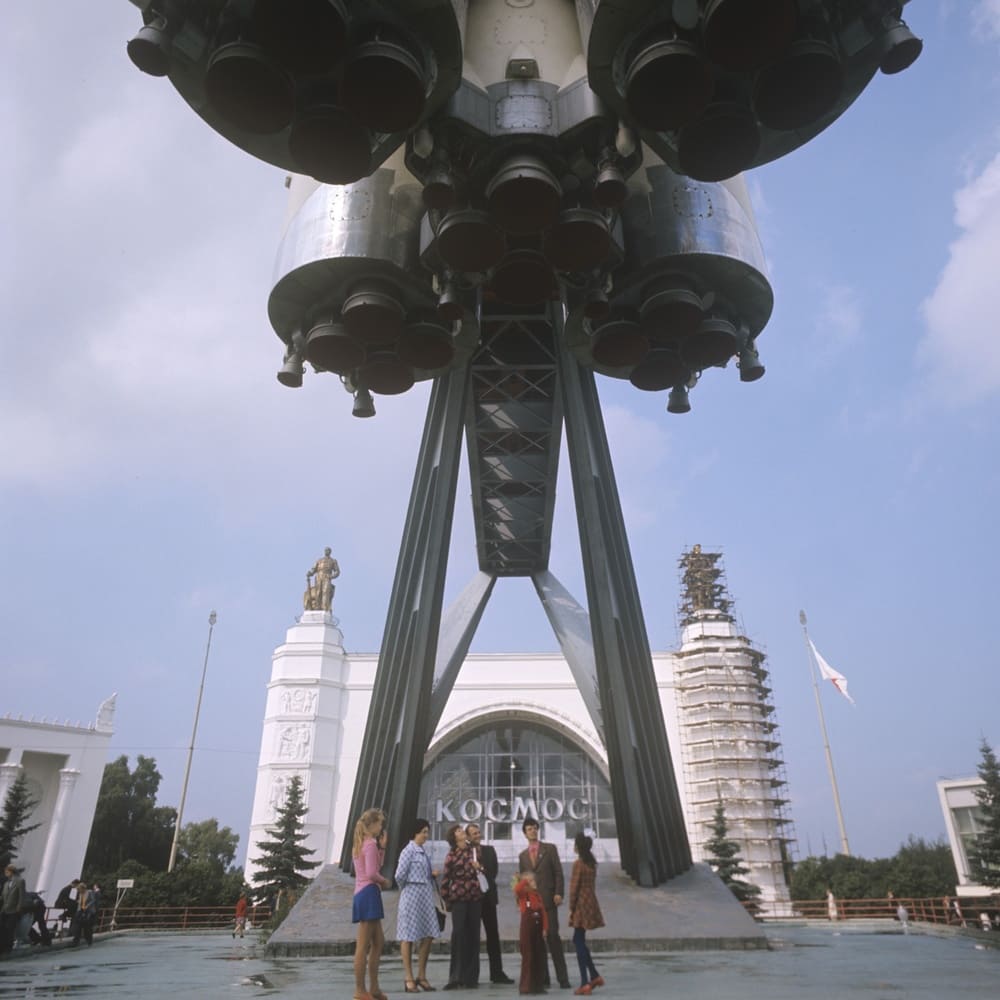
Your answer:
352;807;390;1000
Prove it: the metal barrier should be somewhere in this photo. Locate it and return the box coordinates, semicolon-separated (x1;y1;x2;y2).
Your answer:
753;896;991;926
45;905;271;934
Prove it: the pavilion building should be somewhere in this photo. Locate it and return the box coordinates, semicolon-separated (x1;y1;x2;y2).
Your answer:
246;549;794;912
0;697;115;898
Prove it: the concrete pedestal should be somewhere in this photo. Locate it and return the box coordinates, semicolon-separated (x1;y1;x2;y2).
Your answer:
266;862;766;956
245;612;352;885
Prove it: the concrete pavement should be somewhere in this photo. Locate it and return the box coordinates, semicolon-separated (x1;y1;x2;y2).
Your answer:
1;923;998;998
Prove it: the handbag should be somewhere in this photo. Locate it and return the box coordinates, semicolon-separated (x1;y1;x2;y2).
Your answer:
431;877;448;933
472;848;490;895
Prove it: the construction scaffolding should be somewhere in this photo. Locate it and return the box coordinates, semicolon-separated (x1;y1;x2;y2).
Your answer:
674;546;795;913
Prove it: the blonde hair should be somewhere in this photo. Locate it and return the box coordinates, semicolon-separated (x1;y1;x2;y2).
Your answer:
352;807;385;858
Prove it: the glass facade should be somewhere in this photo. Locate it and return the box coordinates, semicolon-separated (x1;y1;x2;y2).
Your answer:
953;804;985;873
418;719;615;845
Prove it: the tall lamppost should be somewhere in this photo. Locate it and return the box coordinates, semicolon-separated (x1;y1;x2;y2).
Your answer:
168;610;217;873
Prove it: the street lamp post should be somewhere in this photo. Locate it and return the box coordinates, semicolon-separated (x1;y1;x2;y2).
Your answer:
168;610;217;873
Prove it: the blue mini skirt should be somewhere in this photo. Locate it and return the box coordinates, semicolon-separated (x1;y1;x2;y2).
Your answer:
353;883;384;923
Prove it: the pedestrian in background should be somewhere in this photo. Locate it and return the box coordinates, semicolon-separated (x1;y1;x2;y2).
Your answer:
71;882;97;946
25;891;52;946
233;892;249;938
1;865;25;953
53;878;79;938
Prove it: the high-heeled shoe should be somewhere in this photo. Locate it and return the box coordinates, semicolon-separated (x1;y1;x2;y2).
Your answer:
372;991;389;1000
589;976;605;989
417;980;436;992
404;982;420;994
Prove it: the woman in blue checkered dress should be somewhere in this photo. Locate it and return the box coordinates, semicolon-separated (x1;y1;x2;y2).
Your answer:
395;818;441;992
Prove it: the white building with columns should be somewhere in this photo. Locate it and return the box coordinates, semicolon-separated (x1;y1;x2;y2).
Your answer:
0;696;115;898
247;601;794;912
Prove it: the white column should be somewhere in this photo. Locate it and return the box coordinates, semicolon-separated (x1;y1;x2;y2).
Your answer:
0;762;23;806
245;611;351;884
35;768;81;895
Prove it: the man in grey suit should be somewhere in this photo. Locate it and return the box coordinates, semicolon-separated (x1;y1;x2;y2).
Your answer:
517;818;570;989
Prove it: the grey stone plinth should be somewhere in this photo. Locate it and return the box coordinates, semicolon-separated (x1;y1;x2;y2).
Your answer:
266;862;766;956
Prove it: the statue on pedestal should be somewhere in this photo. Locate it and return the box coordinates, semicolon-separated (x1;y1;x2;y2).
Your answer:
304;547;340;612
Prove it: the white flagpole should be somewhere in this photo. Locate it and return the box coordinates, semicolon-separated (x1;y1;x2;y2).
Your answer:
168;610;218;873
799;610;851;856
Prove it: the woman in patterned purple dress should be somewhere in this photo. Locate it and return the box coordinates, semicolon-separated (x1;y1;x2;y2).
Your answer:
439;823;484;989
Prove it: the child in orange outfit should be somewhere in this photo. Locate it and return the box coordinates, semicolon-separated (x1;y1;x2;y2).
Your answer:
514;872;548;995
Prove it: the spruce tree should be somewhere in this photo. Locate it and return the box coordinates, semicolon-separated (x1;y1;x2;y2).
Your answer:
0;774;40;869
705;802;762;911
252;775;320;906
967;738;1000;888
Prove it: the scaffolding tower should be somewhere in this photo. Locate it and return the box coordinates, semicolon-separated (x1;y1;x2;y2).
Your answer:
674;546;795;913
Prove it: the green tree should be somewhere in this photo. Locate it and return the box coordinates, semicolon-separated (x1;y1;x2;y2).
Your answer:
252;775;319;905
177;818;239;870
967;738;1000;888
791;840;956;901
887;837;957;897
84;755;176;873
0;774;40;868
107;857;245;908
88;814;245;909
704;803;762;910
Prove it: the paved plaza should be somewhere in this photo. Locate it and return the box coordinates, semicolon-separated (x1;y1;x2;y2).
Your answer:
1;925;997;999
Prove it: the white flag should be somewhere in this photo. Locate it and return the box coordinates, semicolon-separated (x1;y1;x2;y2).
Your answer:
809;639;855;705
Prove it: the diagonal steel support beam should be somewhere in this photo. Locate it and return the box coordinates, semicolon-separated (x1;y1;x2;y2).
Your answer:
531;570;603;739
340;367;469;873
556;325;692;886
429;571;497;730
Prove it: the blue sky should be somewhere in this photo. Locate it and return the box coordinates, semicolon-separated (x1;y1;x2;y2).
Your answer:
3;3;999;869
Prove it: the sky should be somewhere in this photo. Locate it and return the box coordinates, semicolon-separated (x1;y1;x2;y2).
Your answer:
3;3;1000;871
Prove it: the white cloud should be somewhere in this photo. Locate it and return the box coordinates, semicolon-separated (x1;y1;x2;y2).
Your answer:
974;0;1000;38
919;152;1000;400
810;283;863;364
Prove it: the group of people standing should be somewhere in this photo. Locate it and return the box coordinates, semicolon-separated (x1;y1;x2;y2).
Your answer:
0;868;99;956
350;812;606;1000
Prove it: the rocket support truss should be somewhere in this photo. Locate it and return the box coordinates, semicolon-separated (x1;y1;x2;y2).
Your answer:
342;303;691;885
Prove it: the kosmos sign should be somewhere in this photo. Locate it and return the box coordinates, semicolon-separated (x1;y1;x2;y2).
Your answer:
435;796;590;824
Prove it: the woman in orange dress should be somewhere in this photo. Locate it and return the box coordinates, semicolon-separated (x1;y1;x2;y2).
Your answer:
567;833;605;995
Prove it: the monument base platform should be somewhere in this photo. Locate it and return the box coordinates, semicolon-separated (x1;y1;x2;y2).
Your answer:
266;862;767;957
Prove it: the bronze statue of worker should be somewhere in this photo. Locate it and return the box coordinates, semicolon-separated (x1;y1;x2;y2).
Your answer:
305;547;340;612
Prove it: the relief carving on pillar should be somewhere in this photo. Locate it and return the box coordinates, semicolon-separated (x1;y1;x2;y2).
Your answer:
279;688;318;715
277;723;312;761
268;772;308;818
